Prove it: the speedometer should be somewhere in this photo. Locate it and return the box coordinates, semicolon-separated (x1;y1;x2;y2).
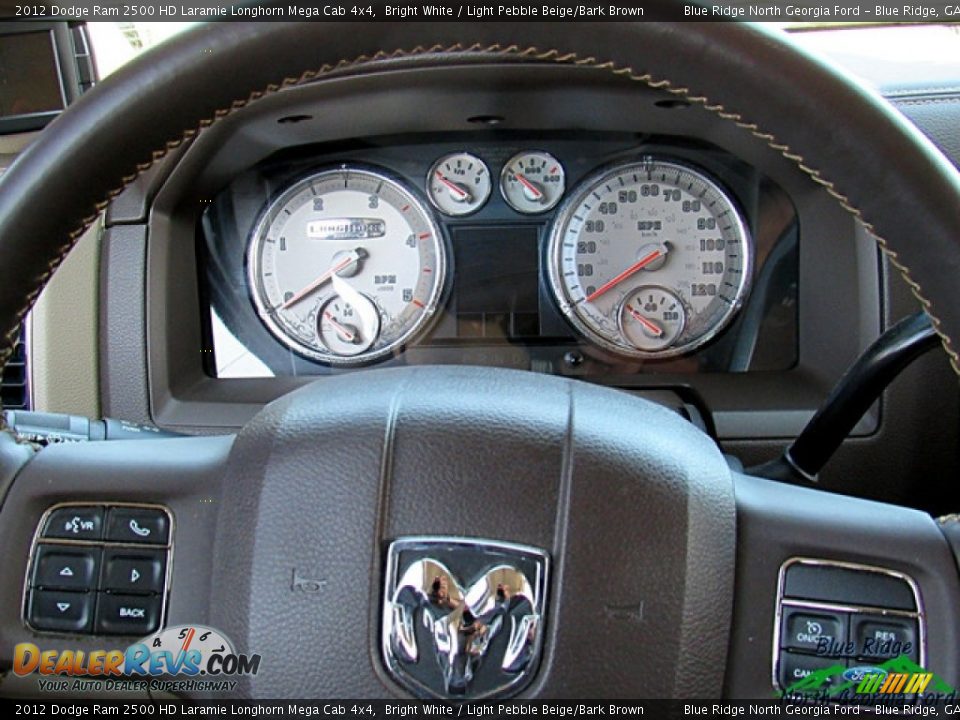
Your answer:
247;167;447;365
546;158;752;359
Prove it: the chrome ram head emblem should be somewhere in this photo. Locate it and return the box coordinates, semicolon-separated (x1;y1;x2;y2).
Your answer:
382;537;548;699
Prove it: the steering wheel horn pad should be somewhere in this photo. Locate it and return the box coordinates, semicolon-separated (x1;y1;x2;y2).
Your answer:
208;367;735;697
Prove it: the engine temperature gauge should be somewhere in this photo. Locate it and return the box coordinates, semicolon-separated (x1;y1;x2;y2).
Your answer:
427;152;491;216
618;286;686;352
500;151;565;214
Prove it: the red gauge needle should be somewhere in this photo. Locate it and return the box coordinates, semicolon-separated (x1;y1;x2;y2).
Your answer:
626;304;663;337
281;250;363;309
514;173;543;200
435;171;470;200
585;248;664;303
323;311;356;342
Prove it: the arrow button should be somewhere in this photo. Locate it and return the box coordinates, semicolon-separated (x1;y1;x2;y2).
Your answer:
102;549;165;595
28;589;92;633
33;545;100;590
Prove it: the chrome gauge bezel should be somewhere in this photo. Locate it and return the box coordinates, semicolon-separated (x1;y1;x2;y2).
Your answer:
246;165;448;366
546;157;754;360
425;152;492;217
616;284;688;354
499;150;566;215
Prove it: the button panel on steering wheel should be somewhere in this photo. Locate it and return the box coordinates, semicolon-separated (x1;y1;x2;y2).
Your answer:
23;502;172;636
773;558;925;692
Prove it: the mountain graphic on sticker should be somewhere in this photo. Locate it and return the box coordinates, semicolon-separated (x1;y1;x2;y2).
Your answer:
782;655;956;697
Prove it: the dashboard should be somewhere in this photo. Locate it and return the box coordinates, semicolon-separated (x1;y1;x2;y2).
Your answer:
113;60;882;444
199;132;798;380
73;53;957;513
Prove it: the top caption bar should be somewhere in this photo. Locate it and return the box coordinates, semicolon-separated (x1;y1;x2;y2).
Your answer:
8;1;960;22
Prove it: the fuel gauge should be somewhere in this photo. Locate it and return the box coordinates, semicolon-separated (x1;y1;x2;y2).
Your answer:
500;151;565;214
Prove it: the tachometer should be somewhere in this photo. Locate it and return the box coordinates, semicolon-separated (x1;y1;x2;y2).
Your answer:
546;158;752;358
247;167;447;365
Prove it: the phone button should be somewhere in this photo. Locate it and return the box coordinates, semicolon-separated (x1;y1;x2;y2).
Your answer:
105;508;169;545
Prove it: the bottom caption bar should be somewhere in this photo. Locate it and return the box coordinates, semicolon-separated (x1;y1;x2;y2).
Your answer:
3;700;958;718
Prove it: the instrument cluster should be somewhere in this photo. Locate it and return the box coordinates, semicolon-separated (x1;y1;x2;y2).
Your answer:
201;133;797;378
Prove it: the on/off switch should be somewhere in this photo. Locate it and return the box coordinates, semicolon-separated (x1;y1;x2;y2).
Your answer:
781;608;847;656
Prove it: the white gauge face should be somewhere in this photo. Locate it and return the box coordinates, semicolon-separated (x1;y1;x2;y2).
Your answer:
427;152;492;216
318;289;380;356
547;159;753;359
247;167;447;365
619;286;686;352
500;151;565;214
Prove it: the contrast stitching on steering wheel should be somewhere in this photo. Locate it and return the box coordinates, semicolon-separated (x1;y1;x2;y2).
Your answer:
1;41;957;438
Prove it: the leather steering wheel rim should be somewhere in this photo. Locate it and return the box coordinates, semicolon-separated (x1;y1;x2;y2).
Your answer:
0;16;959;399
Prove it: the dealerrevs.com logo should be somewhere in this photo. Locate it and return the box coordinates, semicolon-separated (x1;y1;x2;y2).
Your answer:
13;624;261;693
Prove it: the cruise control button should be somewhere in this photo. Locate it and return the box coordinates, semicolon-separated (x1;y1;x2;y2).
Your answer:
101;549;165;594
853;615;918;661
782;608;849;656
95;593;161;635
779;651;847;691
105;508;169;545
28;589;94;633
33;545;100;590
43;506;103;541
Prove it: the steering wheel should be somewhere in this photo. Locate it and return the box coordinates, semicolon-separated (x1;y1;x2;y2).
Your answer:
1;16;960;700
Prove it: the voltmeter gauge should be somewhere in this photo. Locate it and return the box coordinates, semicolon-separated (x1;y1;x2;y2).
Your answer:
500;151;565;214
426;152;491;216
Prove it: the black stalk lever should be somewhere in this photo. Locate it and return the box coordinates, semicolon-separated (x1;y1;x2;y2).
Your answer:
749;311;939;483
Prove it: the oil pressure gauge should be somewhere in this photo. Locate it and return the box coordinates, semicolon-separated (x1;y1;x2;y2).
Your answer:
427;152;491;216
500;151;565;214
